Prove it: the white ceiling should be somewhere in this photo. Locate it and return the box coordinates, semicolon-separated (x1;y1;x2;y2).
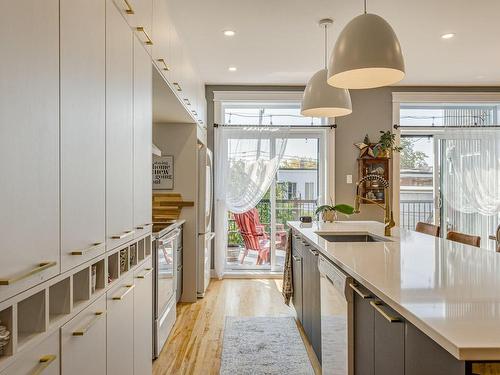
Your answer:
168;0;500;86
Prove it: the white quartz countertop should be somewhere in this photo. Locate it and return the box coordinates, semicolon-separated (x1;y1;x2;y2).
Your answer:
288;220;500;361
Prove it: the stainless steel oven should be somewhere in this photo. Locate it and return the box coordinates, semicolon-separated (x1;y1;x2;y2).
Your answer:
153;227;179;358
318;255;354;375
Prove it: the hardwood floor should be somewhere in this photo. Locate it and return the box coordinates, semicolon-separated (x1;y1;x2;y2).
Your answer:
153;278;321;375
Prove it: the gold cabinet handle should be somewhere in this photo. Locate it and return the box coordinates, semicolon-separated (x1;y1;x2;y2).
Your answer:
136;223;152;230
0;261;57;286
136;27;153;45
71;242;103;256
112;284;135;300
370;301;401;323
157;58;170;71
111;230;135;240
192;110;198;116
173;82;182;92
72;311;105;336
30;354;57;375
292;255;301;262
349;283;372;299
136;268;153;279
123;0;134;14
183;98;191;106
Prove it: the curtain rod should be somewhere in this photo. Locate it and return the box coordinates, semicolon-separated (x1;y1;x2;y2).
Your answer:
393;124;500;130
213;123;336;129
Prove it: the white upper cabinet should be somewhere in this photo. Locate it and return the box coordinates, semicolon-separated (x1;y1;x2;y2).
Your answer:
106;0;135;251
152;0;172;82
133;37;153;238
0;0;60;301
112;0;153;54
60;0;106;272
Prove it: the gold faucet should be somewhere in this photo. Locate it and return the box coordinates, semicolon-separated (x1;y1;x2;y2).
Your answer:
354;174;395;236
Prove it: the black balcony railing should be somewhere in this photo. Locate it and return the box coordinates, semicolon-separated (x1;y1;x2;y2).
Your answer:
400;200;434;230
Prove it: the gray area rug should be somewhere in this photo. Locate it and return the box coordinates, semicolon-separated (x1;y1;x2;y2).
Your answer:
220;316;315;375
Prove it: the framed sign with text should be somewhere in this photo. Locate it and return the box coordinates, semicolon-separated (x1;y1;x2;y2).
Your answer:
152;155;174;190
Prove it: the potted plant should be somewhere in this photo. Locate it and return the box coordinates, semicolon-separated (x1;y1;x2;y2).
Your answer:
374;130;403;158
315;203;355;222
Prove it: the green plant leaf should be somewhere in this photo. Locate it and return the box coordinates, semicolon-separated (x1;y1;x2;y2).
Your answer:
314;205;334;215
333;204;355;215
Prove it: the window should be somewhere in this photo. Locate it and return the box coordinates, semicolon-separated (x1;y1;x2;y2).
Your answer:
305;182;315;200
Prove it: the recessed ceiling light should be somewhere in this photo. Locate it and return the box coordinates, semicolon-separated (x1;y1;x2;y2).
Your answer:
223;30;235;37
441;33;455;39
228;66;237;72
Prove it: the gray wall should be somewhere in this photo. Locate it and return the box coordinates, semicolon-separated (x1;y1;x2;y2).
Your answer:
206;85;500;221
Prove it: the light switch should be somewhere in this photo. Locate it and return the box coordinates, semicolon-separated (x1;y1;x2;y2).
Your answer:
346;175;353;184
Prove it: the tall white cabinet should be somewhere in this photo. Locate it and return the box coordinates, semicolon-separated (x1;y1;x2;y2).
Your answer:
106;0;135;250
60;0;106;273
134;37;153;239
0;0;60;301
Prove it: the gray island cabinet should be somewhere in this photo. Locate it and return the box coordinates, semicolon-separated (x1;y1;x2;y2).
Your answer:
290;225;500;375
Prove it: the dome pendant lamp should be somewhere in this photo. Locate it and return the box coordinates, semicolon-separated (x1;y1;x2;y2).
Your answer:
301;19;352;118
327;0;405;89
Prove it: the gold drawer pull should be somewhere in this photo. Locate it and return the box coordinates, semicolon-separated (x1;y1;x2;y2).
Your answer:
71;242;103;256
123;0;134;14
111;230;135;240
370;301;401;323
30;354;57;375
173;82;182;92
136;268;153;279
0;261;57;286
136;27;153;45
136;223;152;230
183;98;191;106
112;284;135;300
157;58;170;71
72;311;105;336
349;283;372;299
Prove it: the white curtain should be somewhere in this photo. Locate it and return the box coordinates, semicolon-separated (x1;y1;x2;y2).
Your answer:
438;128;500;249
440;129;500;215
214;127;288;278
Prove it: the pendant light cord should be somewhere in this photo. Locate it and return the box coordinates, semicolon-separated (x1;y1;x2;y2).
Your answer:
364;0;367;13
324;23;328;69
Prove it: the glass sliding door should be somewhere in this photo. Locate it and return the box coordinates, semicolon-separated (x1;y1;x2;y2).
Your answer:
225;131;325;272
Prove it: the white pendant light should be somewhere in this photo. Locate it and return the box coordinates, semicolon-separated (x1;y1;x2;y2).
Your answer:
301;19;352;118
327;0;405;89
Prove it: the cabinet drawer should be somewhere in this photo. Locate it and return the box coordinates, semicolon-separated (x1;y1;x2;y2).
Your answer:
133;263;153;375
1;331;59;375
107;275;134;375
61;294;106;375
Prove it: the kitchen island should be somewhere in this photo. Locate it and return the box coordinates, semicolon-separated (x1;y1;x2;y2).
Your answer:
288;220;500;375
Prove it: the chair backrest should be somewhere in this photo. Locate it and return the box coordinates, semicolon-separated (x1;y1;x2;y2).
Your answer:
446;230;481;248
415;222;440;237
233;209;262;251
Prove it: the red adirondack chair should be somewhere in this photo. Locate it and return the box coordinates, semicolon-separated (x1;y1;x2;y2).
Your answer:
233;208;270;265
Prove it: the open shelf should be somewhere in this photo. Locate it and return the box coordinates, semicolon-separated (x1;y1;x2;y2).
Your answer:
119;247;129;275
137;239;145;262
129;244;137;268
49;277;71;325
108;252;119;285
17;290;46;349
73;267;90;309
145;236;151;256
0;307;13;359
91;259;105;295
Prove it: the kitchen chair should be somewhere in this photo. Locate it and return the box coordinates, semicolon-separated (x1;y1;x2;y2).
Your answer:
446;230;481;248
233;208;270;265
415;222;440;237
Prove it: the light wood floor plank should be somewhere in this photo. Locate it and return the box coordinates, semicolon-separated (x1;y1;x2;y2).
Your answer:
153;279;321;375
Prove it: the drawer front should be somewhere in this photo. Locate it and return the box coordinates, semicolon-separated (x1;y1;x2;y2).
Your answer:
2;331;59;375
61;294;106;375
107;275;134;375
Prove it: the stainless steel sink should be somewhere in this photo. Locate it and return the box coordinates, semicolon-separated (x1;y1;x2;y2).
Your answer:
317;234;390;242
